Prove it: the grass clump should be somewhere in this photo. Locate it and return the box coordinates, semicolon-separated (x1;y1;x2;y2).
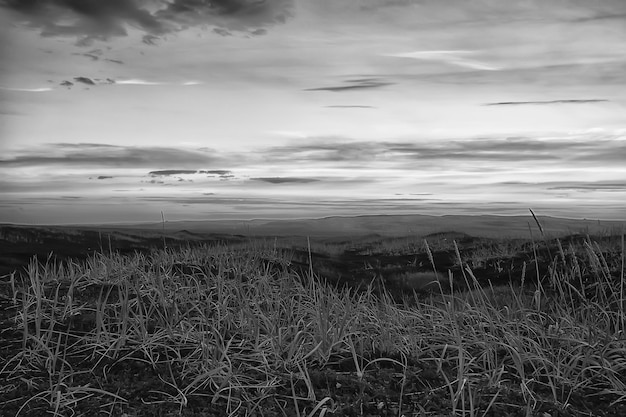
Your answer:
0;231;625;416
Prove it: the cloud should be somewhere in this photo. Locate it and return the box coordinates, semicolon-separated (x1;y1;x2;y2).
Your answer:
251;177;319;184
3;0;167;45
304;78;393;92
115;78;162;85
4;136;624;176
115;79;201;86
149;170;198;176
571;12;626;23
325;105;376;109
199;170;232;175
73;76;96;85
156;0;292;30
410;61;626;87
55;77;115;89
71;49;124;64
213;27;232;36
146;169;234;179
485;99;609;106
142;34;159;45
0;86;53;92
258;135;626;167
0;143;218;168
74;52;99;61
355;0;626;26
1;0;294;43
546;182;626;192
385;51;500;71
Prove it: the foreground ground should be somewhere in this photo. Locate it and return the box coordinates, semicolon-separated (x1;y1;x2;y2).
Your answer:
0;222;625;416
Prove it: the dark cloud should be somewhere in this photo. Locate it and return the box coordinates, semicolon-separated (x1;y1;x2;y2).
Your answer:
1;0;293;44
156;0;292;30
212;27;232;36
60;77;115;88
74;52;99;61
199;170;231;175
0;143;218;167
96;175;113;179
305;78;393;92
2;0;167;45
149;169;198;176
251;177;319;184
73;76;96;85
72;49;124;63
142;34;159;45
485;99;609;106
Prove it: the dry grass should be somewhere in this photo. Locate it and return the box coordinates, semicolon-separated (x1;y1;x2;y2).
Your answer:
0;228;625;416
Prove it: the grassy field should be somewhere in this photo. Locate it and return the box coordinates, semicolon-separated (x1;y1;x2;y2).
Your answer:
0;219;625;416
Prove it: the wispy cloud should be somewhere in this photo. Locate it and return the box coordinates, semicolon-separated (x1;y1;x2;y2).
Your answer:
50;78;200;89
409;61;626;86
304;78;393;92
0;86;53;93
252;177;320;184
72;49;125;64
116;79;202;86
115;79;164;86
325;105;376;109
385;51;500;71
571;12;626;23
485;99;609;106
0;143;218;168
546;181;626;192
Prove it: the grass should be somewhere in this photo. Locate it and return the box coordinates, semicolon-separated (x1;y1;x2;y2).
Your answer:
0;226;625;416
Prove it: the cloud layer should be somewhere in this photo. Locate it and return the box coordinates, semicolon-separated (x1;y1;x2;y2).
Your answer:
2;133;625;222
3;134;625;171
0;143;218;167
305;78;393;93
1;0;293;44
485;99;609;106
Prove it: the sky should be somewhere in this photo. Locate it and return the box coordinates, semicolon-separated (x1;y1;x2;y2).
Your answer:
1;0;625;224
